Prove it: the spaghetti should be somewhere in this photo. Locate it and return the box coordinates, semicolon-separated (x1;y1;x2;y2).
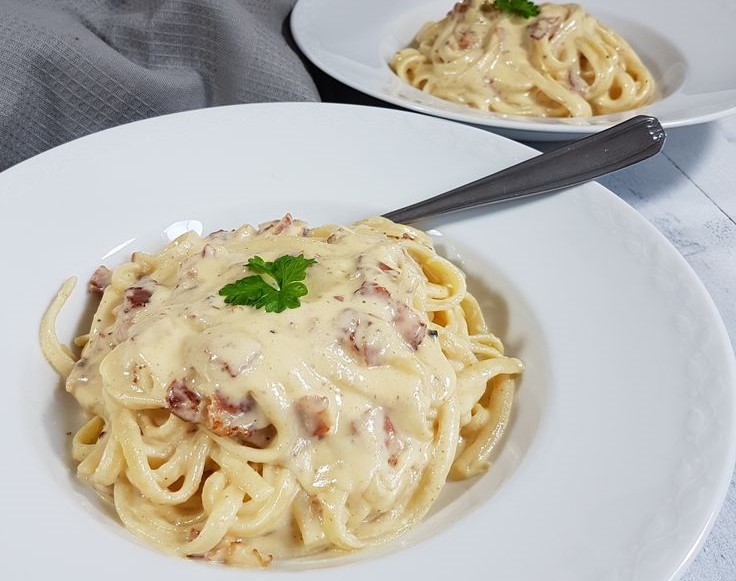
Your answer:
41;215;522;567
390;1;656;117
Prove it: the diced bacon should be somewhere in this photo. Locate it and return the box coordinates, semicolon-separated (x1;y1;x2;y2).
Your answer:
336;308;384;367
383;414;395;447
221;361;238;378
353;255;399;281
458;29;477;50
204;229;230;242
448;1;468;16
351;408;403;467
528;17;562;40
258;213;293;235
567;69;588;95
165;380;202;423
356;281;391;299
240;425;276;449
88;266;112;294
123;286;152;311
210;391;254;414
384;414;400;467
326;231;343;244
495;25;507;45
355;281;427;351
113;319;134;344
203;343;261;379
392;301;427;350
295;395;331;439
206;392;259;439
166;384;273;447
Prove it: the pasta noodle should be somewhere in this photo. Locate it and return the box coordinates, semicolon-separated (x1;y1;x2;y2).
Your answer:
41;214;522;567
390;1;656;118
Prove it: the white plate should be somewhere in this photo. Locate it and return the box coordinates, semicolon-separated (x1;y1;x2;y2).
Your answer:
291;0;736;141
1;103;734;580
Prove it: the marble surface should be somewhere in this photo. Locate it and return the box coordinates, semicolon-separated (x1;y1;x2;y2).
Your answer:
312;63;736;578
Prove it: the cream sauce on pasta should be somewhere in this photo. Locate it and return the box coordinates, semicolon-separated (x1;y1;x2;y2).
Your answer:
390;1;656;118
42;215;522;566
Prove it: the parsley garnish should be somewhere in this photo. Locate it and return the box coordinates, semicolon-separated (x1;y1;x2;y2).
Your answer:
486;0;540;18
219;254;317;313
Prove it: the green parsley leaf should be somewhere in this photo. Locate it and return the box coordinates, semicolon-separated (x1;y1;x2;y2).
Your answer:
219;254;317;313
487;0;540;18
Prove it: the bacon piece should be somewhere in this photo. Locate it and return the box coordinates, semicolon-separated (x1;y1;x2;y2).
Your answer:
204;229;229;242
351;408;403;467
295;395;331;439
353;254;399;281
203;344;261;379
528;17;562;40
240;425;276;449
88;266;112;294
336;308;384;366
458;29;477;50
165;380;202;423
221;361;238;378
384;414;400;467
166;383;273;447
206;391;275;447
355;281;427;351
567;69;588;95
356;281;390;299
448;1;469;16
392;301;427;350
206;392;259;439
123;286;152;311
326;231;344;244
257;213;293;235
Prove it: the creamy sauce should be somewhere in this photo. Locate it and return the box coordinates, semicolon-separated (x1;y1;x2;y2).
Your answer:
67;217;456;540
390;1;656;118
41;215;523;565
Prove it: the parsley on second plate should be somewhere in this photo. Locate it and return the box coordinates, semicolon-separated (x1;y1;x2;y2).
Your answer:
486;0;540;18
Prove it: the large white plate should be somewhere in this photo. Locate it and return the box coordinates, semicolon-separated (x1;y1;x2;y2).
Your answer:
1;103;734;580
291;0;736;141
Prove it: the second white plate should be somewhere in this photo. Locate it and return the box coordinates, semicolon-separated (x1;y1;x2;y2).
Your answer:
291;0;736;141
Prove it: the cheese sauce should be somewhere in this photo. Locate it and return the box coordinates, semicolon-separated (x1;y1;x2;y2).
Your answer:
45;215;522;565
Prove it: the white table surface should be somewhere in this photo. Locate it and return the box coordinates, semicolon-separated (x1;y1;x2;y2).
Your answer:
591;115;736;580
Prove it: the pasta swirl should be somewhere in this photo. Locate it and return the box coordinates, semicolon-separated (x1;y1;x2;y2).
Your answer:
41;215;522;567
390;1;656;118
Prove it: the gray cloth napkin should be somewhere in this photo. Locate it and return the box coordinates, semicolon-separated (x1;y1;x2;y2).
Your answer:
0;0;320;171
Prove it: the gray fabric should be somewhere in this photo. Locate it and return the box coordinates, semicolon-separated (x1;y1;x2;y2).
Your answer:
0;0;320;171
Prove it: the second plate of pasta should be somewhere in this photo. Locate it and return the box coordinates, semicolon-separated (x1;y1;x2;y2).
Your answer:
291;0;736;140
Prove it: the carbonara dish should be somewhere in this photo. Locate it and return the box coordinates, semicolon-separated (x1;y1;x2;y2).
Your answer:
390;1;656;118
40;215;522;567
